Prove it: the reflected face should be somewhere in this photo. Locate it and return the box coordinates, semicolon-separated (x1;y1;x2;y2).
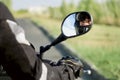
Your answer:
80;18;91;26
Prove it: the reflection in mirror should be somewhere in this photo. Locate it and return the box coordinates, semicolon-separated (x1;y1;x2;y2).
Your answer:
62;11;93;37
62;14;77;37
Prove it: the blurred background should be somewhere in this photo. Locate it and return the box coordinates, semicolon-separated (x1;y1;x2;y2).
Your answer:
0;0;120;80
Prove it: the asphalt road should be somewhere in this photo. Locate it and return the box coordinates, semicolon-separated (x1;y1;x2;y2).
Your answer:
17;18;63;62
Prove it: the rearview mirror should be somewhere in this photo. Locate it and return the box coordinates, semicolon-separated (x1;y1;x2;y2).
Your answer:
40;11;93;55
62;11;93;38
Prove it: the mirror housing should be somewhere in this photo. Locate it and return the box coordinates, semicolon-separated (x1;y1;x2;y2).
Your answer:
61;11;93;38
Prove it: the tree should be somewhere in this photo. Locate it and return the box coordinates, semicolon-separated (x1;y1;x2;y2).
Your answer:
60;0;68;18
106;0;120;26
49;7;54;18
68;0;77;12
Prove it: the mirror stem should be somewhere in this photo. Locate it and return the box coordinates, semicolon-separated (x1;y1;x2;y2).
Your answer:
39;45;52;59
39;34;67;59
51;33;67;46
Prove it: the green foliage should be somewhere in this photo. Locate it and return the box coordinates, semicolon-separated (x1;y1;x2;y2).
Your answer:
17;9;28;14
48;0;120;26
77;45;120;80
106;0;120;26
60;0;68;18
49;7;54;18
49;0;77;20
106;0;120;18
77;0;120;26
49;7;63;20
77;0;103;23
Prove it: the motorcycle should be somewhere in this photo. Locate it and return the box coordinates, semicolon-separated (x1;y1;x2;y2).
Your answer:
38;11;93;77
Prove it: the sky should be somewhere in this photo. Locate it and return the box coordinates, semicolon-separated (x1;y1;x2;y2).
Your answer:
12;0;79;10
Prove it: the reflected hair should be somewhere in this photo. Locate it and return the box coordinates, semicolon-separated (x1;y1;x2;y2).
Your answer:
75;12;91;21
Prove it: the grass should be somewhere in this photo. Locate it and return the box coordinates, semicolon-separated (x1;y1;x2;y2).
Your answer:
14;12;120;80
66;25;120;80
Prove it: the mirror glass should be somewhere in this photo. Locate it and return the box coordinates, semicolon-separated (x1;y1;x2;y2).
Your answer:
61;11;93;37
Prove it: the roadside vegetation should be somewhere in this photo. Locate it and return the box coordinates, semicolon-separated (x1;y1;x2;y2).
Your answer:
48;0;120;26
1;0;120;79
